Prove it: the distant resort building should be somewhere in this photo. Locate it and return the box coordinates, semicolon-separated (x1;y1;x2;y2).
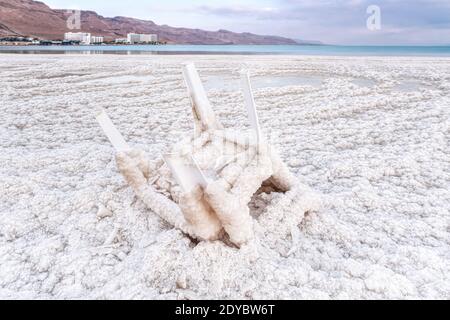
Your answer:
64;32;90;44
62;32;157;45
115;38;128;44
90;36;104;44
126;33;158;44
64;32;104;45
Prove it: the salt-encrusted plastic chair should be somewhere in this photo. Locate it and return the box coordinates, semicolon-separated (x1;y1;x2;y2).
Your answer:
96;64;320;247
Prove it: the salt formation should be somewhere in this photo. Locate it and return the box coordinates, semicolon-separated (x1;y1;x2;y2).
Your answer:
2;55;449;299
97;63;319;247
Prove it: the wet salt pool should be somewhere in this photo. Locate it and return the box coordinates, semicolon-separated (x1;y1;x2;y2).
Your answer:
393;80;435;92
352;78;377;88
77;73;436;94
204;74;325;91
204;74;438;93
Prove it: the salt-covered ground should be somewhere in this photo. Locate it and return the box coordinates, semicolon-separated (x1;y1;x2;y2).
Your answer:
0;54;449;299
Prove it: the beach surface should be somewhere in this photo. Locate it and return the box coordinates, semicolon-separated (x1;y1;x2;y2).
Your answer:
0;54;449;299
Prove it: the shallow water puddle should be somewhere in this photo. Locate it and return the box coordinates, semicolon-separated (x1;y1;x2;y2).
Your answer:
394;80;434;92
204;74;324;91
203;75;240;91
352;78;377;88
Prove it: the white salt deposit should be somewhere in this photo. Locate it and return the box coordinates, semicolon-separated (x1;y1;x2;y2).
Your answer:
0;54;449;299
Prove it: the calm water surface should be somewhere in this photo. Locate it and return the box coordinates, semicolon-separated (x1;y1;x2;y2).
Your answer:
1;45;450;56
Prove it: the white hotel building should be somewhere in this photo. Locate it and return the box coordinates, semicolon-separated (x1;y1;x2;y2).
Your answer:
127;33;158;44
64;32;104;45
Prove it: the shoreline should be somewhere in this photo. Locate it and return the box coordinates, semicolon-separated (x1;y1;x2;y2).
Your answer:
1;44;450;57
1;52;450;60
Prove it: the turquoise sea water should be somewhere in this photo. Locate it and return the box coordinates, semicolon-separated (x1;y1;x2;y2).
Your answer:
1;44;450;56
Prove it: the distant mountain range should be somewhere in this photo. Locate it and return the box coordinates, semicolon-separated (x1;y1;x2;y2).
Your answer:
0;0;319;45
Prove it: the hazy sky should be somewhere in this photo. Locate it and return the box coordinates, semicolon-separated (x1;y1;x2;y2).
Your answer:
44;0;450;45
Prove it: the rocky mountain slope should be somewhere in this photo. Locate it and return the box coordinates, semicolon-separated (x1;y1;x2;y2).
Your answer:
0;0;299;44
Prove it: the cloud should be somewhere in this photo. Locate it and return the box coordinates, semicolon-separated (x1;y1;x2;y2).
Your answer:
195;0;450;44
196;5;281;18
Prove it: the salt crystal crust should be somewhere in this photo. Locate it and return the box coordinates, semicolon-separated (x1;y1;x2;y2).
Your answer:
114;64;319;247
